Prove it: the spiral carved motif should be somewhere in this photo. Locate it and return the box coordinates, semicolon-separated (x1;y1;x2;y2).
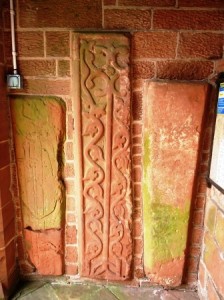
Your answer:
79;34;132;280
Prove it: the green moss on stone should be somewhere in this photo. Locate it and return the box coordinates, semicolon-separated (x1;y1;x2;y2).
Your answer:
143;131;153;269
144;201;190;269
143;131;190;270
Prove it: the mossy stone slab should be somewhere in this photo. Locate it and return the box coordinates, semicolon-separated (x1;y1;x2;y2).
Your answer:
143;82;208;286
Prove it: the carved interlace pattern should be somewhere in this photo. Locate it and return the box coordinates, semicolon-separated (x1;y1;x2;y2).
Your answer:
80;35;132;280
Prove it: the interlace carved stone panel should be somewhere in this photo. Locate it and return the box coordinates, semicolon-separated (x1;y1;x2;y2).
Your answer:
73;34;132;280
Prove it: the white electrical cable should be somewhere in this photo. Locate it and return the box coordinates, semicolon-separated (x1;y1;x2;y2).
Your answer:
10;0;17;74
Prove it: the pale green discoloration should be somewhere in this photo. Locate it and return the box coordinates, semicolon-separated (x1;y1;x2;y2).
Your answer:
144;201;190;268
143;130;190;270
143;131;153;269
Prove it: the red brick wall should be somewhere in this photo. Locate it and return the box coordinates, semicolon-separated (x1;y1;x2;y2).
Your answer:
2;0;224;285
198;186;224;299
0;1;18;296
197;85;224;299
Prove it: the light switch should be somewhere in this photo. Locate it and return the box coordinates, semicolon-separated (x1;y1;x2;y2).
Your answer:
7;74;23;89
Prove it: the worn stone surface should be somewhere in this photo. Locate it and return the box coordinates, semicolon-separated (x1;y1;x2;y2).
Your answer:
215;211;224;250
54;284;116;300
204;232;224;297
11;281;48;299
108;286;163;299
161;290;199;300
104;9;151;30
211;186;224;212
178;33;224;59
0;166;12;210
133;61;155;80
18;60;56;77
74;33;132;280
119;0;175;6
11;282;200;300
10;96;66;230
143;82;208;286
46;32;70;57
10;97;66;276
22;79;71;95
178;0;224;8
133;32;177;59
13;283;59;300
0;283;4;300
204;201;216;233
0;100;10;141
18;0;102;28
207;278;220;300
157;60;214;81
0;13;18;295
209;113;224;190
24;229;64;275
0;220;15;249
0;142;10;169
58;60;70;77
17;32;44;57
0;240;16;286
154;10;224;30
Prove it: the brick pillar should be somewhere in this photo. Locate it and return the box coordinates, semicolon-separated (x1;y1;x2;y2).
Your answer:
0;3;18;297
0;57;17;300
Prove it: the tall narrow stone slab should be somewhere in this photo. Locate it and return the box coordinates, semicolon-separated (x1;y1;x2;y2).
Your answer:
11;97;65;230
11;96;65;275
73;33;132;280
143;82;208;286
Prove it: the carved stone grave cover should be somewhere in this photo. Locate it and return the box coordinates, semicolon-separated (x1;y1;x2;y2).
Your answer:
73;33;132;280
